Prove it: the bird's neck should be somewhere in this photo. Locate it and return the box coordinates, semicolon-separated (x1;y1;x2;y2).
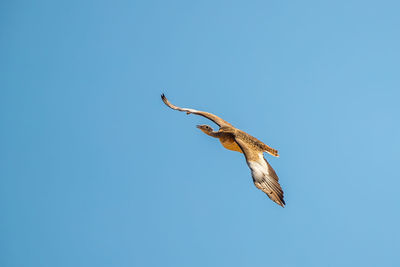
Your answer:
205;131;220;138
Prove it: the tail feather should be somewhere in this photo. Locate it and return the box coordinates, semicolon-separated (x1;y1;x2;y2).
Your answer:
262;144;279;157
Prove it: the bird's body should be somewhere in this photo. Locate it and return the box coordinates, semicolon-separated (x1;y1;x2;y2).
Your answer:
218;133;243;153
161;94;285;207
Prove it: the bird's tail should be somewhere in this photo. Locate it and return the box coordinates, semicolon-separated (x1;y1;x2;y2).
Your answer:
263;145;279;157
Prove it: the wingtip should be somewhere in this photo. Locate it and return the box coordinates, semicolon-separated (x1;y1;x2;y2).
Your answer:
161;93;169;105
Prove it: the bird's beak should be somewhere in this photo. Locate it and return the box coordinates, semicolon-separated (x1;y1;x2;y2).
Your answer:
196;125;201;129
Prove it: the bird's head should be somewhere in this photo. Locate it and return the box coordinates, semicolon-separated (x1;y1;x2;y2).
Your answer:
196;124;214;134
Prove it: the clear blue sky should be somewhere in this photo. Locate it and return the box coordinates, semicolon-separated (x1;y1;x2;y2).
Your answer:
1;0;400;266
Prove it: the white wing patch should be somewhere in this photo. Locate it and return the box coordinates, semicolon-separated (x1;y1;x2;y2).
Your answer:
248;159;270;182
248;154;285;207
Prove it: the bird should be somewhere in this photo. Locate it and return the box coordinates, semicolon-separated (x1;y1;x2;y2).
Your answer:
161;94;285;207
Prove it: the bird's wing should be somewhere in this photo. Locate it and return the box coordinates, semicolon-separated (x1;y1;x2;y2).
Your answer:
161;94;232;127
234;137;285;207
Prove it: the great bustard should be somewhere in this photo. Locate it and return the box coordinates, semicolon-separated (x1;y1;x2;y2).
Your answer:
161;94;285;207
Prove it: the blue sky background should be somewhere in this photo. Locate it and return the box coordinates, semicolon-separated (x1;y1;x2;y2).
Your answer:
1;0;400;266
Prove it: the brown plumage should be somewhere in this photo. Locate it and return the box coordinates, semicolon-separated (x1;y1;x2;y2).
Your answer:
161;94;285;207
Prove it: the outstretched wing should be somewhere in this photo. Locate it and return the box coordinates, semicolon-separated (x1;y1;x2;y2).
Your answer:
161;94;232;127
234;137;285;207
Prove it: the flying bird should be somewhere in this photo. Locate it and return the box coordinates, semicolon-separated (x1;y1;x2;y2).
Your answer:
161;94;285;207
